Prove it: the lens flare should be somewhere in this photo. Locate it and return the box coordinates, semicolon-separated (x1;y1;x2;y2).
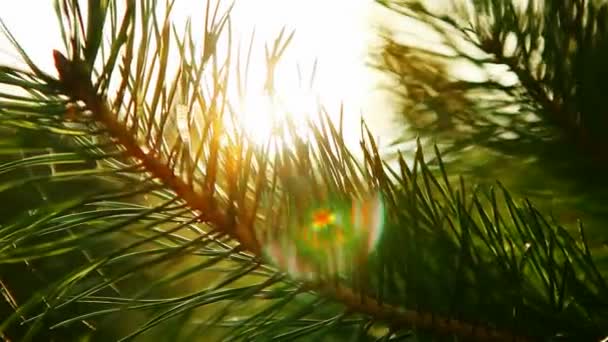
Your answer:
262;193;384;278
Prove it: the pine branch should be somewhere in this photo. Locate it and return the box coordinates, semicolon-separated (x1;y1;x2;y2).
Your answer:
377;0;608;164
0;1;607;341
51;30;530;342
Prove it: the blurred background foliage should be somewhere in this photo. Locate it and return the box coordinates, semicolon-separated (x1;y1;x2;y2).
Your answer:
375;0;608;247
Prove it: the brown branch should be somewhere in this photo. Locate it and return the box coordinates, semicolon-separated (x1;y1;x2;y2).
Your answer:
52;50;531;342
52;50;261;254
322;284;529;342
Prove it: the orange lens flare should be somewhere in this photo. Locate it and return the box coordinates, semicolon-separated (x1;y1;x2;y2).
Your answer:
312;208;335;229
261;194;384;279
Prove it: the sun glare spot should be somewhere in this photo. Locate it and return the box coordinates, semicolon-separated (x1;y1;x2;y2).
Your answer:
238;94;276;143
223;0;373;148
233;85;321;147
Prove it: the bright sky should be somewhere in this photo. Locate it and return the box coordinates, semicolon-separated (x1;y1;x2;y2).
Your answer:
0;0;400;152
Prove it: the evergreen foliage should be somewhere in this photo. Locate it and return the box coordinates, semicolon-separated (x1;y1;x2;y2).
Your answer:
0;0;607;341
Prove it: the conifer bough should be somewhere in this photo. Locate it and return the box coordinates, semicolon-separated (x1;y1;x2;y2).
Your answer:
51;46;527;341
0;0;606;341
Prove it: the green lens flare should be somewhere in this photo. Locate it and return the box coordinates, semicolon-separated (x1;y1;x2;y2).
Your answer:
263;193;384;278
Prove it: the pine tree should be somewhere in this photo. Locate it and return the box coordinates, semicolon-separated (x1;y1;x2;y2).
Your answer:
1;0;607;341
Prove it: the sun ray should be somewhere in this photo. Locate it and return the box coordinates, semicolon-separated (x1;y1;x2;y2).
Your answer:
223;0;373;147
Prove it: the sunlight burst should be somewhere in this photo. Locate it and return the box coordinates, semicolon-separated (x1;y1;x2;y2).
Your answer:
226;0;372;146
